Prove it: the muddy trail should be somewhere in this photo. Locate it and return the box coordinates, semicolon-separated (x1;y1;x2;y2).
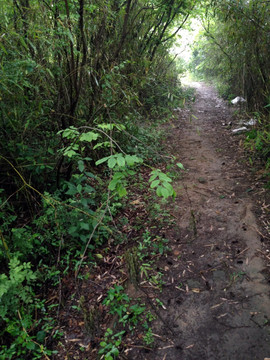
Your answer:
131;83;270;360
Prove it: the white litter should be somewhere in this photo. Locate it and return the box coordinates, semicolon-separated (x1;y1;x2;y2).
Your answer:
232;126;248;134
243;118;257;126
231;96;246;105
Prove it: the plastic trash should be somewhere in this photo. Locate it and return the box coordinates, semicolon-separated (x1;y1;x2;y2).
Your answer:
232;126;248;134
231;96;246;105
243;118;256;126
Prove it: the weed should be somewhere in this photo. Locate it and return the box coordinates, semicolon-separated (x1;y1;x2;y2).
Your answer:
128;304;146;329
143;328;154;346
155;298;165;309
103;285;130;319
102;284;155;348
152;236;169;255
140;262;153;279
150;272;164;291
98;328;125;360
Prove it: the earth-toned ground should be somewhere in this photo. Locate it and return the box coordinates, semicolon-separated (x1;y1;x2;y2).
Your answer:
130;83;270;360
54;83;270;360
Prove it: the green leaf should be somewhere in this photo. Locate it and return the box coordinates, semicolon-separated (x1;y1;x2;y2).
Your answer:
118;185;127;197
80;222;90;230
67;30;74;44
161;187;170;198
116;155;125;167
113;172;125;180
61;127;79;139
156;186;163;197
19;36;28;50
158;172;171;182
163;182;173;192
93;141;111;149
96;156;110;166
80;132;99;142
149;172;159;182
66;183;77;195
111;347;119;355
108;157;117;168
125;155;142;166
105;355;113;360
36;331;46;343
97;124;114;130
64;149;78;158
68;226;77;234
115;124;126;131
0;43;7;55
84;185;95;193
150;179;160;188
126;170;136;176
78;160;84;172
85;172;96;178
77;184;82;193
177;162;185;170
108;179;118;190
25;340;36;350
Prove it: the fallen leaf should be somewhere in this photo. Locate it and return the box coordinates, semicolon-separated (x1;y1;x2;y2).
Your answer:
131;199;141;205
211;303;222;309
68;338;82;342
217;313;228;319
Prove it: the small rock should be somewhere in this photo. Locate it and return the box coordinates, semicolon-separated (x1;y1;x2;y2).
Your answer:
198;177;207;184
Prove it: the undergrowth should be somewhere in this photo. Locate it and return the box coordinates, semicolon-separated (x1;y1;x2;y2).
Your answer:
0;82;192;358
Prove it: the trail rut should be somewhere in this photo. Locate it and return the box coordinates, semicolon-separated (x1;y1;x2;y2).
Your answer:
131;83;270;360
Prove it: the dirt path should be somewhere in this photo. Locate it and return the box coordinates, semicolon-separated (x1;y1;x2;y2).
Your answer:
132;83;270;359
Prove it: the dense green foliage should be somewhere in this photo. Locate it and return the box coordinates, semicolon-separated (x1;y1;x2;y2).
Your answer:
1;0;269;356
0;0;195;357
190;0;270;180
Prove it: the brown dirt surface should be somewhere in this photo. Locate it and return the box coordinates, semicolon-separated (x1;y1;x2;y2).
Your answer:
128;83;270;360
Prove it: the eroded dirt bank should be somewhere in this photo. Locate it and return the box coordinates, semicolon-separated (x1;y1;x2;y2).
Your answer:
132;83;270;360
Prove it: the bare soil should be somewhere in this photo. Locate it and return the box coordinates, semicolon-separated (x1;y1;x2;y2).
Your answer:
129;83;270;360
